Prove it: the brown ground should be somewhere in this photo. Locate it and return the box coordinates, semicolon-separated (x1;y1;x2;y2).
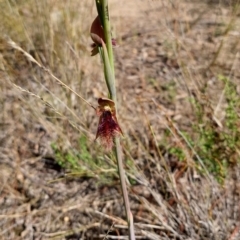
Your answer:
1;0;240;239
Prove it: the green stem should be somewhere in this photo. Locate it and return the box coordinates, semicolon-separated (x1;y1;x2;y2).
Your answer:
101;0;115;77
95;1;135;239
114;138;135;240
96;0;116;102
98;44;116;101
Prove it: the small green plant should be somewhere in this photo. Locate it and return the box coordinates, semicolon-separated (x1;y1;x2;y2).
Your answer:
51;135;120;182
219;75;240;162
169;146;186;161
51;137;93;171
77;135;95;166
162;74;240;182
194;83;240;181
191;75;239;180
51;142;77;169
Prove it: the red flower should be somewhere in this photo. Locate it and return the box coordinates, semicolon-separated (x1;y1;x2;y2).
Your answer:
90;16;117;56
90;16;105;46
96;98;122;150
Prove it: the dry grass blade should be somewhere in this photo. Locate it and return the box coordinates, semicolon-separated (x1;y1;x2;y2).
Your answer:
12;83;89;134
7;38;96;110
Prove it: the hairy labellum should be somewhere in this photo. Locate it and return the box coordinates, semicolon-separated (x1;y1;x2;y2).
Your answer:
96;98;122;151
